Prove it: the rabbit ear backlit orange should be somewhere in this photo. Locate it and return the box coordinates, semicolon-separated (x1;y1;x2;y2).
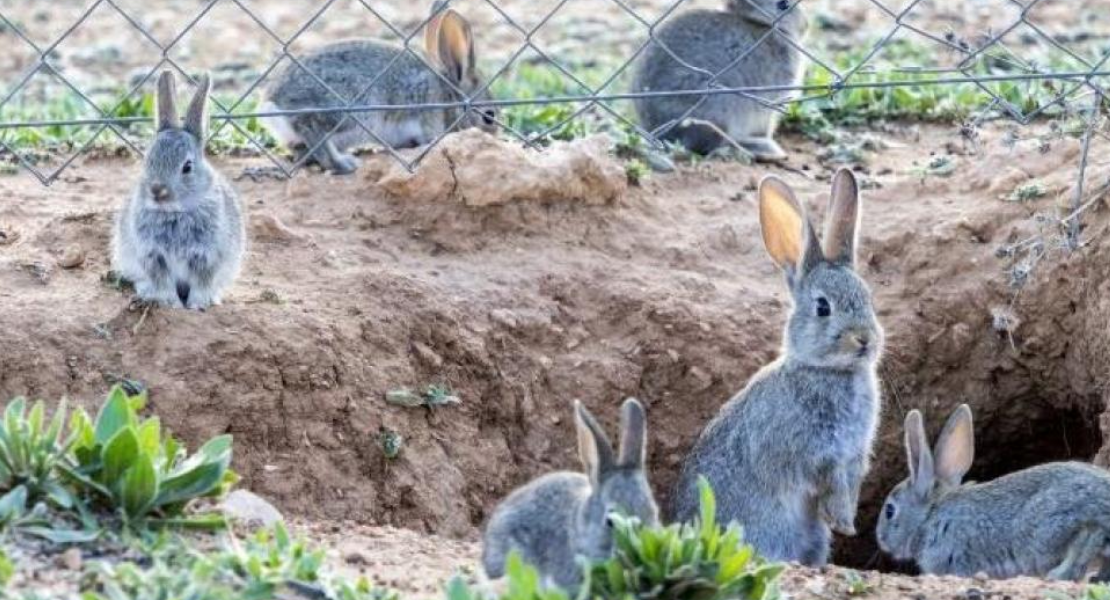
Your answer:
423;2;449;69
934;404;974;488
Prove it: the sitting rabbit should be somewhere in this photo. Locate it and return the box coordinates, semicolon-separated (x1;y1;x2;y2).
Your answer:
878;404;1110;581
670;169;883;566
632;0;808;160
261;2;496;174
112;70;245;310
482;398;659;590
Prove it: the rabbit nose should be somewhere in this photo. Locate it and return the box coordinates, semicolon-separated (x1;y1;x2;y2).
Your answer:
150;183;170;202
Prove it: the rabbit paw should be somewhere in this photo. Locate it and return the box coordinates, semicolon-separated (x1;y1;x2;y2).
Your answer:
819;499;857;536
328;153;360;175
739;138;788;162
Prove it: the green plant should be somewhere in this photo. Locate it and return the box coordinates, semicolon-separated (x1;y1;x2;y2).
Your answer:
378;427;404;460
0;546;12;587
1006;181;1047;203
85;524;398;600
624;159;649;186
587;477;784;600
385;384;461;408
843;569;872;596
59;386;237;526
0;398;74;507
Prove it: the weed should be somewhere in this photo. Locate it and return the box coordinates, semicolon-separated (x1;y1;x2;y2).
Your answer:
60;386;237;527
587;476;785;600
0;398;74;506
625;158;650;186
1006;181;1048;203
0;547;11;587
378;427;403;460
910;155;957;181
84;523;398;600
385;384;460;409
843;569;872;596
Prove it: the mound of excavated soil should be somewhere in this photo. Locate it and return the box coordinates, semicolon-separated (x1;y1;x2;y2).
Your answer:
1;123;1108;579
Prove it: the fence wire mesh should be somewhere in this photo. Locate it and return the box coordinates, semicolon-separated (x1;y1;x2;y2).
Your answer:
0;0;1107;239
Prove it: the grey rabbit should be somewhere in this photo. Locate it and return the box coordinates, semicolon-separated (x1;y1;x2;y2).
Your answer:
631;0;807;160
670;169;883;566
261;2;496;175
112;70;245;310
482;398;659;590
878;404;1110;581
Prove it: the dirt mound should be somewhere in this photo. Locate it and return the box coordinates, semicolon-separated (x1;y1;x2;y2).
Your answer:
0;123;1108;573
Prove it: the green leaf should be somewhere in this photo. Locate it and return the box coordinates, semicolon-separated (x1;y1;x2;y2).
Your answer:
136;417;161;459
0;485;28;520
197;434;233;462
69;407;96;451
155;461;227;507
94;387;134;445
121;453;159;518
101;428;140;487
22;526;101;544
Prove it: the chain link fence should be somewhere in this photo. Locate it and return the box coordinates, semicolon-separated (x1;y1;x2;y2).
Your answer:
0;0;1107;239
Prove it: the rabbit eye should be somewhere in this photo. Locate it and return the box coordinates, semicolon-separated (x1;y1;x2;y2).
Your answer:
884;502;895;520
481;109;496;125
815;296;831;317
775;0;790;10
182;160;193;175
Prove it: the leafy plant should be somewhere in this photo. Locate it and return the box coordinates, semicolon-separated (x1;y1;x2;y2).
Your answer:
59;385;237;526
1006;181;1047;203
85;524;397;600
587;476;785;600
385;384;461;408
378;427;404;460
0;398;75;507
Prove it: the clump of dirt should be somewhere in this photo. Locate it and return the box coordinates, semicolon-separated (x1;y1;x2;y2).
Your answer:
0;122;1108;581
368;130;627;207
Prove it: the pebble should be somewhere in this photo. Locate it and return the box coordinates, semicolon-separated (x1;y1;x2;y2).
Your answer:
57;246;85;269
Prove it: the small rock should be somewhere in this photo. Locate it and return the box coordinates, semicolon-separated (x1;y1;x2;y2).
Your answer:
250;214;306;244
57;246;86;269
57;547;82;571
219;489;284;528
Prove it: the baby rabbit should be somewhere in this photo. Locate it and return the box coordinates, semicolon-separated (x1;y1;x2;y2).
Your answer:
482;398;659;590
878;404;1110;581
112;70;245;310
262;2;496;174
631;0;807;160
670;169;882;566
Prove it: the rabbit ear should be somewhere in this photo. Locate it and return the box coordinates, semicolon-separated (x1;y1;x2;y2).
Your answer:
156;70;180;131
933;404;974;488
617;398;647;469
436;9;475;84
183;73;211;142
575;400;615;487
822;168;860;267
758;176;821;279
904;410;934;498
423;2;449;68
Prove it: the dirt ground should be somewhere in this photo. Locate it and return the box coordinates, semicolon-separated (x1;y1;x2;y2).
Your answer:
2;112;1110;597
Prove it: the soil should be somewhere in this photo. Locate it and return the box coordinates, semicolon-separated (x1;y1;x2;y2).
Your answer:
2;114;1110;597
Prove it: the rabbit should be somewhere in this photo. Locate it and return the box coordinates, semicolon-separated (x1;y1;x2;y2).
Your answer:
112;70;245;310
669;169;882;567
482;398;659;590
631;0;808;160
261;2;497;175
877;404;1110;581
